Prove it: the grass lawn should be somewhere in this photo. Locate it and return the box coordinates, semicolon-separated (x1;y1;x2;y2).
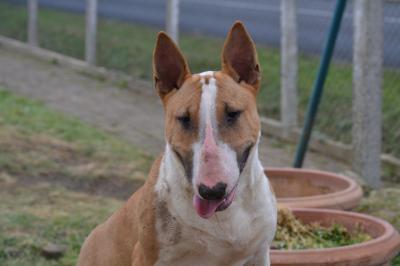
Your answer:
0;185;122;266
0;2;399;158
357;188;400;266
0;88;152;265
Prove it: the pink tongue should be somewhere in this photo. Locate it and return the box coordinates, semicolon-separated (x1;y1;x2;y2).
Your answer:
193;195;223;219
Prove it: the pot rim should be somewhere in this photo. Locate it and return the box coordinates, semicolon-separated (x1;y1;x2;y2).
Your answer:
265;167;361;202
271;208;400;254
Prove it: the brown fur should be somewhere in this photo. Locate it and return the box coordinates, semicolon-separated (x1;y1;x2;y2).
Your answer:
215;71;260;152
77;155;163;266
164;75;202;160
221;21;261;91
153;32;191;102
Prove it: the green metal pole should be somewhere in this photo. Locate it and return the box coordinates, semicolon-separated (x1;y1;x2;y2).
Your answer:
293;0;347;168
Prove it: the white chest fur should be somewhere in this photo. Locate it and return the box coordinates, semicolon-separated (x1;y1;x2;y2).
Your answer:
154;145;277;266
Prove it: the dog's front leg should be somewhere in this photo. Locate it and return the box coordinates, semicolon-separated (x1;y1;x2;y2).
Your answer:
131;242;158;266
243;244;270;266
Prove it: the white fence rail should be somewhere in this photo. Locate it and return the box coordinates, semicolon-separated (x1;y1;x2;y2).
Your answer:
27;0;38;46
352;0;383;188
166;0;180;43
280;0;298;136
85;0;98;65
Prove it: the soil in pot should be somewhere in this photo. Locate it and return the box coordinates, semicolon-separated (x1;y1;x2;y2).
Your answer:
273;208;371;250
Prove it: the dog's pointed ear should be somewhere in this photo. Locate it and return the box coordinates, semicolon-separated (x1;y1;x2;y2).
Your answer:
153;32;191;100
221;21;261;92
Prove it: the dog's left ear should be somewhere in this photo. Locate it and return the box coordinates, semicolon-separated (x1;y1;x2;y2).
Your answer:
221;21;261;92
153;32;191;101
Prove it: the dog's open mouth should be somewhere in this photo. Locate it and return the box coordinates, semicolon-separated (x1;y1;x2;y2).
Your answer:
193;184;238;219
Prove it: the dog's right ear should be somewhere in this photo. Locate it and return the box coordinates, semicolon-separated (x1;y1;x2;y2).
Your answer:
153;32;191;101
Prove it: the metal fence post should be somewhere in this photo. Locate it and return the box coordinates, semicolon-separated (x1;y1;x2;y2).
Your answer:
352;0;383;188
166;0;179;43
85;0;97;65
27;0;38;46
293;0;347;168
280;0;298;136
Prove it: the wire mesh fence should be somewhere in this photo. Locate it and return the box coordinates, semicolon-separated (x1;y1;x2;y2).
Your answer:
382;1;400;159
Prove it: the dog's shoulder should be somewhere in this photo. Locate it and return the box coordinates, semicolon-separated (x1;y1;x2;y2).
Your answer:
131;153;164;265
77;154;164;266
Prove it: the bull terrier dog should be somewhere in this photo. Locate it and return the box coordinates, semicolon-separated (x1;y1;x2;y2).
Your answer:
77;21;277;266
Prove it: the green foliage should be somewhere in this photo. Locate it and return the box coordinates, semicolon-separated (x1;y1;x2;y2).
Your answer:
393;254;400;266
274;208;371;250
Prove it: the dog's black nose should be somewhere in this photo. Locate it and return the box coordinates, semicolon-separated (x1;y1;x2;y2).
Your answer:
198;182;227;200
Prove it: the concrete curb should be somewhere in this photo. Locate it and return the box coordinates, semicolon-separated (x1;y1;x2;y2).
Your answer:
1;35;399;181
0;35;153;96
260;117;352;162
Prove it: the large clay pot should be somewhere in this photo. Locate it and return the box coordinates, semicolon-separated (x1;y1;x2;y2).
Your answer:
266;168;363;210
271;208;400;266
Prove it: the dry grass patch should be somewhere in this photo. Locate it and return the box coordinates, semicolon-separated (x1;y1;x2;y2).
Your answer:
0;184;122;266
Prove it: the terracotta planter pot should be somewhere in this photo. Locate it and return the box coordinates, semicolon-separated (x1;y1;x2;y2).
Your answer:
266;168;363;210
271;208;400;266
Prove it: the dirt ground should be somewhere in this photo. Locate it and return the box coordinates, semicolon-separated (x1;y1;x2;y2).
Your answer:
0;47;351;174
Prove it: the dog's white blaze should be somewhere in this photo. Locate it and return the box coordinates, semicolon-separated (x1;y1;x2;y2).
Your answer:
198;71;217;132
192;72;239;193
192;71;218;187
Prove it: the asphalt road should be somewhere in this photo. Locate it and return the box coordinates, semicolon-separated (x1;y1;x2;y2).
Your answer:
7;0;400;66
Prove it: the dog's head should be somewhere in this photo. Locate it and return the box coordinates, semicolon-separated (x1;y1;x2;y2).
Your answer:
153;21;261;219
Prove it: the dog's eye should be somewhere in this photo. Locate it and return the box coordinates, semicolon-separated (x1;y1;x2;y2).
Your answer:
177;114;191;129
226;110;242;125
